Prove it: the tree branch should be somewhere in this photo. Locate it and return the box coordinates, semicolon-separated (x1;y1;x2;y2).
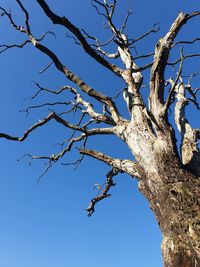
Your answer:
79;148;141;178
0;40;30;53
86;167;118;216
173;37;200;47
167;53;200;66
164;47;184;112
0;112;116;142
81;29;120;59
174;82;200;176
36;0;122;76
0;1;123;124
128;23;160;46
149;12;200;123
30;39;122;123
28;82;116;125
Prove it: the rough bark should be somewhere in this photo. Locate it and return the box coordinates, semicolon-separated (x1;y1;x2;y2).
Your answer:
125;126;200;267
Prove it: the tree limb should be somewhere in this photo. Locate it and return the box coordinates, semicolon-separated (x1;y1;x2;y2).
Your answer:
0;112;116;142
149;12;200;123
167;53;200;66
174;82;200;176
28;82;116;125
0;40;30;53
35;41;122;122
173;37;200;47
164;47;184;113
128;23;159;46
86;167;118;216
36;0;122;76
79;147;141;178
0;1;122;124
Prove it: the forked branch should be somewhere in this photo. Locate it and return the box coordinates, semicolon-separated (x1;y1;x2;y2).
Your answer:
86;167;118;216
0;1;122;124
0;112;116;142
36;0;122;76
174;81;200;176
149;11;200;122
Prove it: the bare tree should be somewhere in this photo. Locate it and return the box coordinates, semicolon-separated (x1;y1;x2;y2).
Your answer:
0;1;200;266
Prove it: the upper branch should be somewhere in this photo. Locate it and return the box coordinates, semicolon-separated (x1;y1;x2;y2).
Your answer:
128;23;160;46
0;112;55;142
0;40;30;53
36;0;122;76
30;82;117;126
33;42;122;123
91;0;118;36
174;80;200;176
163;47;184;113
0;1;122;124
149;11;200;122
16;0;31;33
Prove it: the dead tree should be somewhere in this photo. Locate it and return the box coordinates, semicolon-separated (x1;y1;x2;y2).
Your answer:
0;1;200;266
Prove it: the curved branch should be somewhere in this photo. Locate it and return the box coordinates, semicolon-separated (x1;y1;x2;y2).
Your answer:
0;2;123;124
149;11;200;122
86;167;118;216
168;54;200;66
128;23;160;46
174;82;200;176
36;0;122;76
16;0;31;33
34;41;122;123
0;113;54;142
0;40;30;53
173;37;200;47
28;83;116;125
0;112;116;142
164;47;184;112
79;147;141;178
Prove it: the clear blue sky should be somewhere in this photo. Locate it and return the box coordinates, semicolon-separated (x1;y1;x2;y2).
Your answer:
0;1;199;267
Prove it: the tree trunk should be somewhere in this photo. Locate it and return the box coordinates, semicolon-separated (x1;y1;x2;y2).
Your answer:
121;109;200;266
132;142;200;266
149;169;200;267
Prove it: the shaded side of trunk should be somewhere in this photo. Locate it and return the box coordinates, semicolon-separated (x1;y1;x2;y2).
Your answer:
155;172;200;267
123;117;200;267
162;235;200;267
139;160;200;267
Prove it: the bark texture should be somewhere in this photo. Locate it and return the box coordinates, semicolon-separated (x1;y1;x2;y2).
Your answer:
0;1;200;266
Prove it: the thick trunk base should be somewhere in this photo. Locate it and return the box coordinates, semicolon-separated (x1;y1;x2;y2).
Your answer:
162;236;200;267
138;165;200;267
